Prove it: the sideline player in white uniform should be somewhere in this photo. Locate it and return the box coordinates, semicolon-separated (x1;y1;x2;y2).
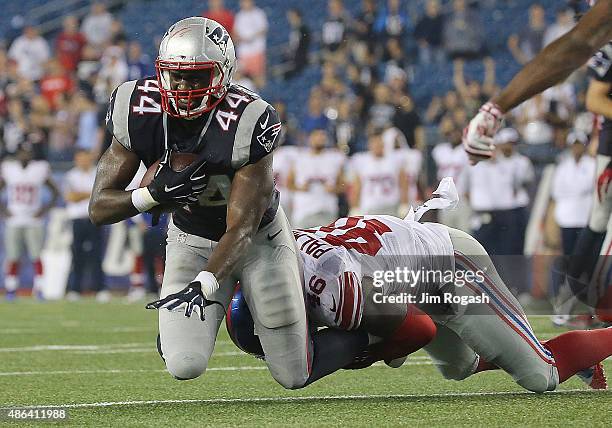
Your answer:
272;143;299;219
288;129;346;228
89;17;367;389
349;130;408;216
229;180;612;391
0;145;59;300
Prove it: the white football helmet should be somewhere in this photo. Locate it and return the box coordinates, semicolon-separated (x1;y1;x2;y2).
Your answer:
156;17;236;119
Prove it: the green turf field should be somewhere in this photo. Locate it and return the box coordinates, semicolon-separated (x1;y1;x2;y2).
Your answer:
0;299;609;427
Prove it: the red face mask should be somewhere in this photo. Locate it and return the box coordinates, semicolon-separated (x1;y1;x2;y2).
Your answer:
155;59;226;118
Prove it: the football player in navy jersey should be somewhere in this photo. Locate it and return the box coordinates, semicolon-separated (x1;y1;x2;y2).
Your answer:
89;17;367;388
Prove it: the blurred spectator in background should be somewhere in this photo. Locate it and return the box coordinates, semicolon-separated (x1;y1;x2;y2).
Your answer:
234;0;268;88
94;46;128;105
507;3;546;65
349;129;407;216
40;59;75;111
393;93;424;150
72;91;100;152
352;0;378;58
8;26;50;81
203;0;235;34
81;2;114;53
0;144;59;300
383;39;410;82
288;129;345;228
453;57;496;116
414;0;445;65
126;41;151;81
551;131;596;256
332;99;360;153
375;0;409;45
443;0;485;61
433;116;471;231
302;90;329;135
543;7;575;47
321;0;351;64
55;16;86;73
369;83;395;128
47;93;78;161
277;8;310;80
64;149;108;302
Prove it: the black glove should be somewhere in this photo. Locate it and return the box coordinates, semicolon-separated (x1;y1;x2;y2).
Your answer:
147;149;208;206
145;283;222;321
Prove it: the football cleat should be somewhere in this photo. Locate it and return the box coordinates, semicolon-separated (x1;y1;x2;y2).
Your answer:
576;363;607;390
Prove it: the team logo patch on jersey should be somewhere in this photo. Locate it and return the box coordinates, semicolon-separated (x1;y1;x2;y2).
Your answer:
207;26;230;56
256;115;282;152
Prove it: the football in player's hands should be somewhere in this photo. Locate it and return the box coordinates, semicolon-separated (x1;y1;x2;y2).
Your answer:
139;152;202;214
139;152;200;187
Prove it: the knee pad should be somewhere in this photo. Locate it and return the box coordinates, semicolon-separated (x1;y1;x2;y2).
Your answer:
164;351;208;380
516;372;555;394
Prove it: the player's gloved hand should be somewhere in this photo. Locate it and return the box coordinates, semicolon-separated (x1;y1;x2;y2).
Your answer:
147;149;208;206
463;102;504;164
145;272;220;321
597;160;612;202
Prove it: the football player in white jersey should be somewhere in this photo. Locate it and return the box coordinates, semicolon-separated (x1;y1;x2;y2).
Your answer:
288;129;346;228
0;144;60;300
229;179;612;391
349;130;408;216
272;143;299;220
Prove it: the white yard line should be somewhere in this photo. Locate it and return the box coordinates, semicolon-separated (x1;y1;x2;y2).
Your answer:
2;389;607;410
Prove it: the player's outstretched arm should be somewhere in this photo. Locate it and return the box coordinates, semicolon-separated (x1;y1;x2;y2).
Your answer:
493;0;612;113
206;155;275;282
464;0;612;162
89;138;141;225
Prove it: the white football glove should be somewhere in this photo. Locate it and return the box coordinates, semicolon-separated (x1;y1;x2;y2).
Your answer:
463;102;504;163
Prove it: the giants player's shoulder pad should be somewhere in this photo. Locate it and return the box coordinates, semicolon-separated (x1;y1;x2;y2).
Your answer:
228;84;282;169
588;41;612;82
105;77;163;152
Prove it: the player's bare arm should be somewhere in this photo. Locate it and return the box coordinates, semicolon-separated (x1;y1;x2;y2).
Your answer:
586;79;612;116
205;154;274;282
89;139;141;225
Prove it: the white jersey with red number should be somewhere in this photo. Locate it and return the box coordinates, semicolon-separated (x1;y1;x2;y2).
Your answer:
273;145;299;214
291;148;345;224
349;152;404;212
1;160;50;226
431;143;469;190
294;215;454;330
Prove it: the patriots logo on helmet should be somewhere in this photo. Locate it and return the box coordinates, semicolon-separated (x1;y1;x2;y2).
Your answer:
257;117;282;153
207;26;230;55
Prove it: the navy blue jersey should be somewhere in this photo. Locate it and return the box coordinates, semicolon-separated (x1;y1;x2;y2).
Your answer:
587;41;612;156
106;77;281;240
